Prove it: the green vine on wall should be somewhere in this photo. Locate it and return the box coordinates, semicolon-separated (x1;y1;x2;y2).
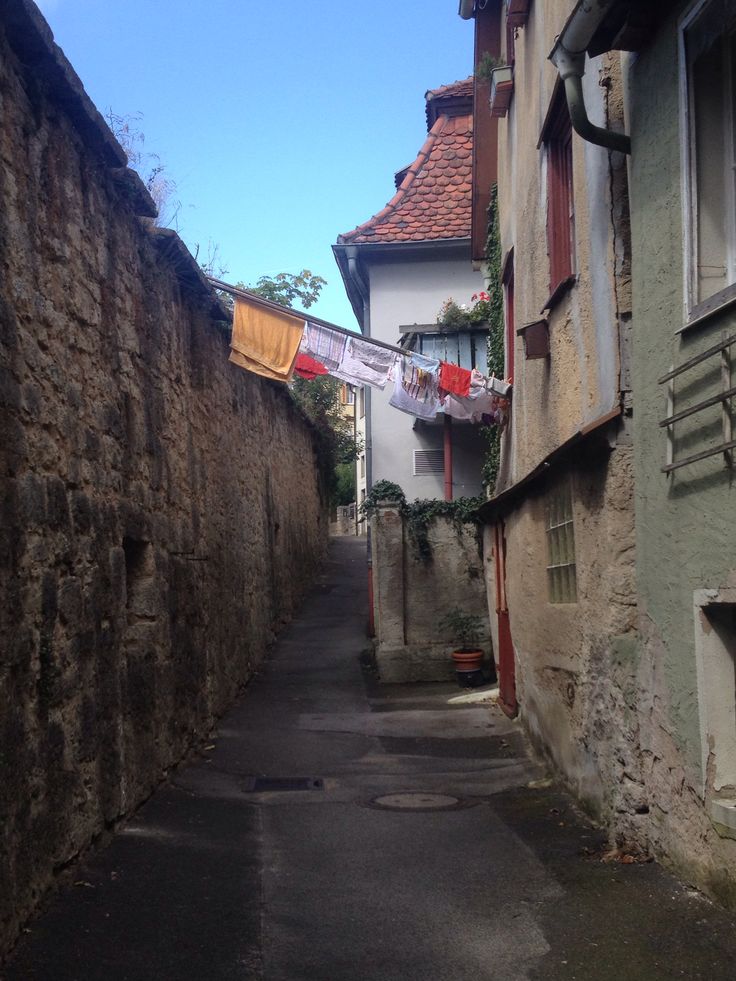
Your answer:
480;182;505;493
361;481;484;563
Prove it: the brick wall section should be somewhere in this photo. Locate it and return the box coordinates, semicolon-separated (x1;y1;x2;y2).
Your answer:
0;1;326;954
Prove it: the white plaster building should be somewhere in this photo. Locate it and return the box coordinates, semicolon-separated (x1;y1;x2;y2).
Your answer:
333;80;487;502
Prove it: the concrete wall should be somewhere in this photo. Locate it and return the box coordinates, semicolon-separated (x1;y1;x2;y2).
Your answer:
626;0;736;904
371;504;491;682
0;2;326;953
367;258;487;500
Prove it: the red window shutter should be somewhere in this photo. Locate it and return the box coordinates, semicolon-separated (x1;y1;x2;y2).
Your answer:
544;85;575;295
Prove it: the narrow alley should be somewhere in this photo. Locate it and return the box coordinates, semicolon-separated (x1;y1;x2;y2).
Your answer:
4;537;736;981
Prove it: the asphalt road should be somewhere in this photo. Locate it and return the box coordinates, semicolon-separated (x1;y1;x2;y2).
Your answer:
4;536;736;980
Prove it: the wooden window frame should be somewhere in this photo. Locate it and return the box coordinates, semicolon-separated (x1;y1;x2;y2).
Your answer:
546;481;577;604
542;83;575;298
680;0;736;322
502;248;515;382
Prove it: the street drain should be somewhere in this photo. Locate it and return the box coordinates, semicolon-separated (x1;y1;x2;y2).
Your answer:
364;792;477;813
243;777;324;792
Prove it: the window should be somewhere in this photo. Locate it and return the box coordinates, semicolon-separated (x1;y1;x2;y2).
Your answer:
359;388;365;419
340;384;355;406
505;4;516;66
693;588;736;835
682;0;736;310
360;454;365;479
543;82;575;298
503;250;515;381
546;482;577;604
414;330;488;372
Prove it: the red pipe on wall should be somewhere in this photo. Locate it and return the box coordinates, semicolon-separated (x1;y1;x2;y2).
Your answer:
443;414;453;501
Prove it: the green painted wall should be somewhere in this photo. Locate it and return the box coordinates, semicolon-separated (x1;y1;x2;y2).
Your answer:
629;2;736;776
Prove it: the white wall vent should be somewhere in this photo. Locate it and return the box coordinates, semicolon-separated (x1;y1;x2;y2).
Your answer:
413;449;444;476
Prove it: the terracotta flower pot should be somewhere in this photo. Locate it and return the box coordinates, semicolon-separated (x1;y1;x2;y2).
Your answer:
451;648;483;670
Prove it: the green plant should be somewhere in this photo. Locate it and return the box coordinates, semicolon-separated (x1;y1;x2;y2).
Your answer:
361;482;484;563
480;182;505;493
436;292;493;329
476;51;503;84
360;481;407;518
438;608;484;650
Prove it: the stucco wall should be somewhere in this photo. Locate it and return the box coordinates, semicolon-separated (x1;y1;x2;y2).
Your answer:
482;0;641;867
371;505;490;682
627;0;736;904
496;0;628;491
495;446;637;817
367;258;486;499
0;3;326;954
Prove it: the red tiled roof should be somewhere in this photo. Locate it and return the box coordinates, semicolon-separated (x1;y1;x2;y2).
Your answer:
338;81;473;246
425;78;474;101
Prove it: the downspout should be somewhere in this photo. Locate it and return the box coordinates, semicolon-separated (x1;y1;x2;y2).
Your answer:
549;0;631;155
444;415;454;502
346;250;372;494
345;247;375;635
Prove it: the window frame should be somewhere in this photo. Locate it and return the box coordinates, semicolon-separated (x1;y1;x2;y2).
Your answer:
545;481;578;605
502;248;515;382
542;82;576;300
679;0;736;322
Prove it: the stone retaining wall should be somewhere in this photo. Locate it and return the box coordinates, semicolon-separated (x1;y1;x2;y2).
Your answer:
0;0;326;954
371;504;491;682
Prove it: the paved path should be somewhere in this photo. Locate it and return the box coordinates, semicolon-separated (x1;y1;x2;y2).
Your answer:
5;536;736;980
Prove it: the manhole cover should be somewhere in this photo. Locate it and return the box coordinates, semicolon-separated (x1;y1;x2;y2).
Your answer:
364;792;476;812
243;777;324;793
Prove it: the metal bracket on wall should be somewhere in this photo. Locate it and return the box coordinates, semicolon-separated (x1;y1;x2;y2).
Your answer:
659;331;736;474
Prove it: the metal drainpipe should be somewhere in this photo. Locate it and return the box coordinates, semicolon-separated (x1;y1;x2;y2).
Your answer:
549;0;631;155
346;250;375;636
443;415;454;501
347;252;372;493
458;0;475;19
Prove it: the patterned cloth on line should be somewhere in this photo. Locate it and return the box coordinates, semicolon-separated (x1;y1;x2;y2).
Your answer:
300;322;348;371
332;337;398;390
389;358;440;419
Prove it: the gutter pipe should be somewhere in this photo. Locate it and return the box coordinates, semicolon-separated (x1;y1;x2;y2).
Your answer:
549;0;631;155
458;0;475;19
345;249;373;495
345;248;376;636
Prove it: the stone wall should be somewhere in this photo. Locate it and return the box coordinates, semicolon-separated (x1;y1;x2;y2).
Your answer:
371;504;491;682
495;445;638;822
0;1;326;954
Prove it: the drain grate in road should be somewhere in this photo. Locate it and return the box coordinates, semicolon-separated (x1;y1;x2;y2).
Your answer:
363;792;477;813
243;777;324;793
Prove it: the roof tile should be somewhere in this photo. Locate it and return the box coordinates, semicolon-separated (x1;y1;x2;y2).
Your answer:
337;79;473;246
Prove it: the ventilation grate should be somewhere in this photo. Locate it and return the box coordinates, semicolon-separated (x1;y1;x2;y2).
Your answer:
413;449;444;476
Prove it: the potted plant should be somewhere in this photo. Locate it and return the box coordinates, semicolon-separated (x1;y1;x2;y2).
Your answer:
490;65;514;117
475;51;502;85
439;608;487;687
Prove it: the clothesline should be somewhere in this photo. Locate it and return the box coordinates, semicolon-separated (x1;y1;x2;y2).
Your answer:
206;276;411;359
210;275;512;415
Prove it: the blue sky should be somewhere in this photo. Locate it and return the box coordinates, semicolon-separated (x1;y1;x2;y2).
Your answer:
36;0;474;328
